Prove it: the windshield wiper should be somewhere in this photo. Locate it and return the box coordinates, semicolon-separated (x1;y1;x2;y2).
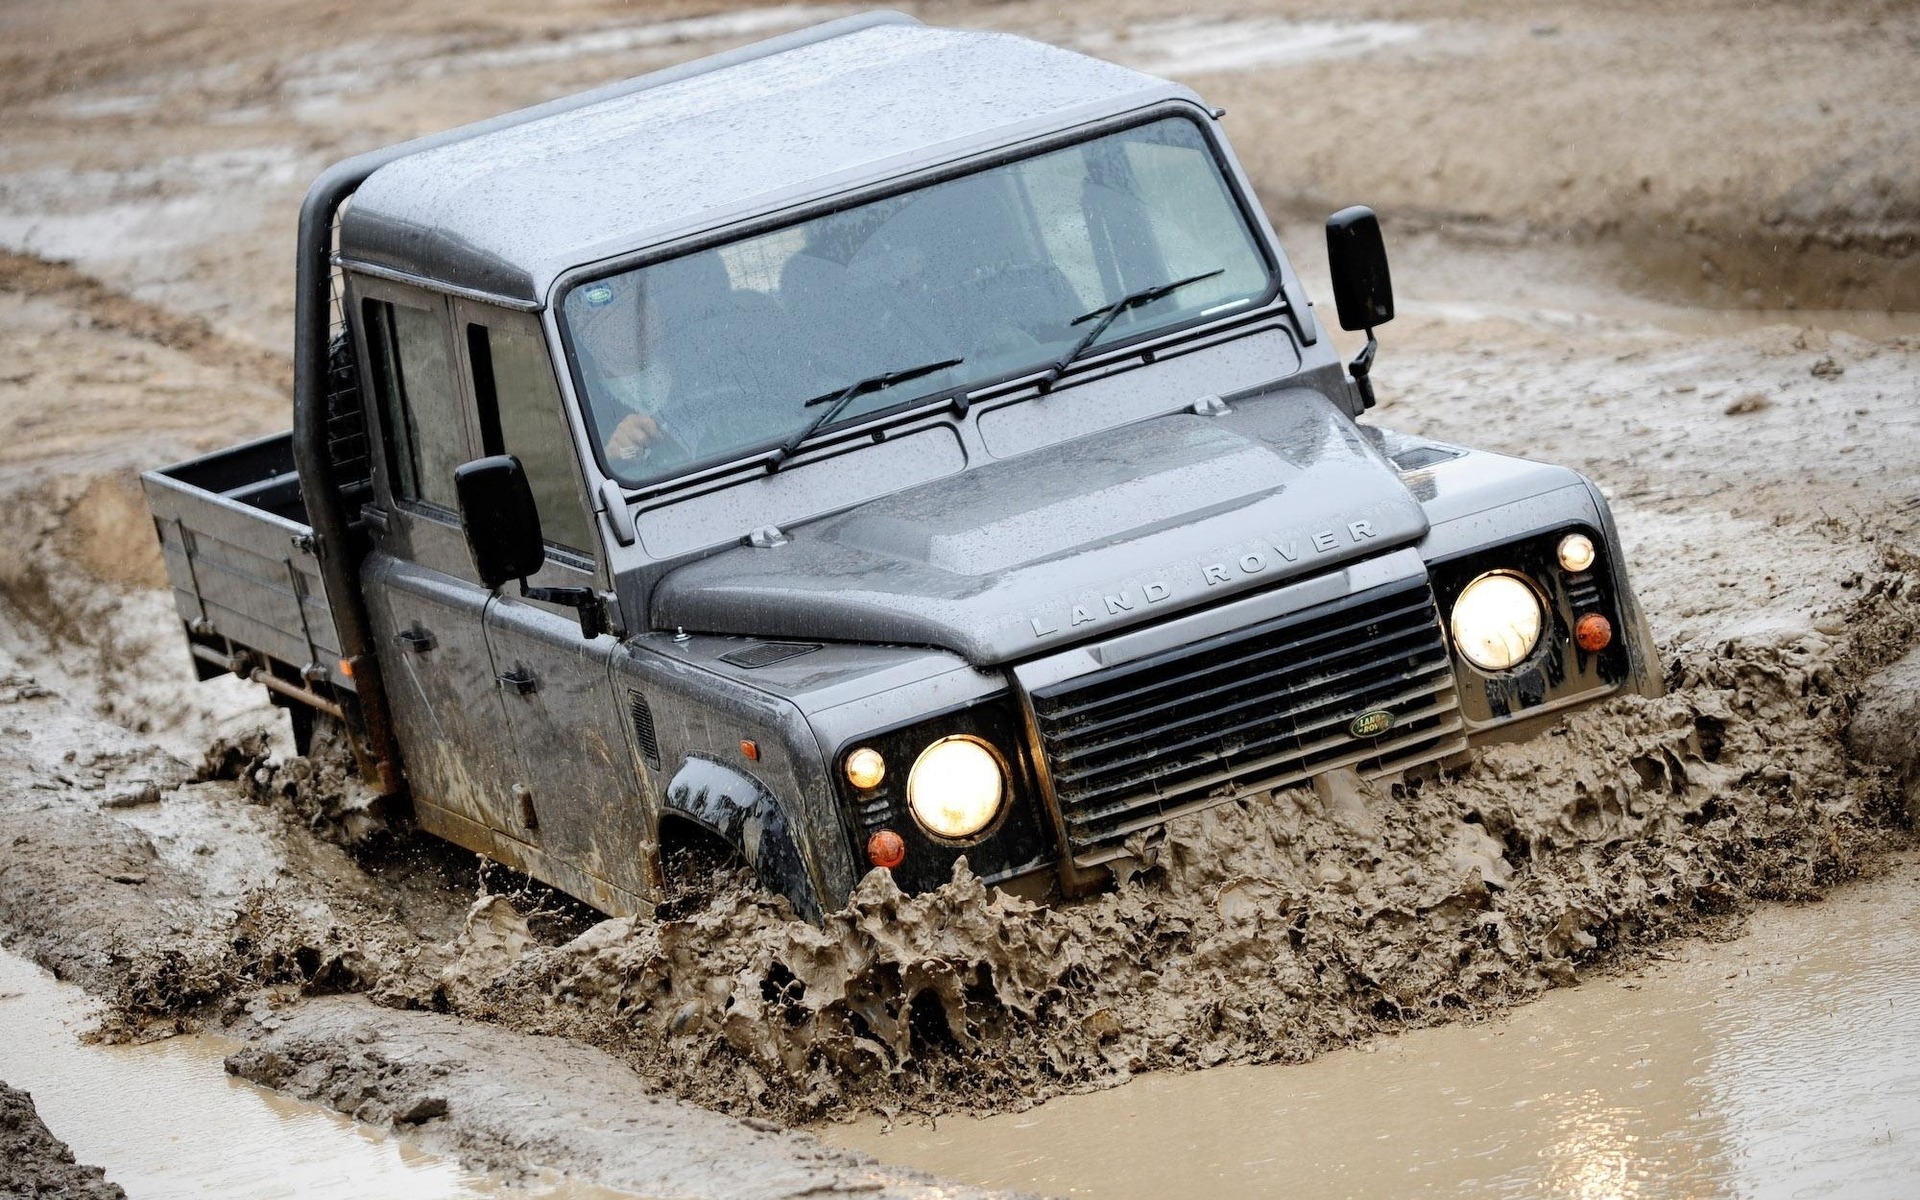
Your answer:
1036;268;1224;393
766;356;964;471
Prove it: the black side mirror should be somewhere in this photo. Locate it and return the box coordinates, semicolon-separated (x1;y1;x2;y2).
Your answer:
455;455;546;589
1326;205;1395;332
453;455;607;640
1325;206;1394;410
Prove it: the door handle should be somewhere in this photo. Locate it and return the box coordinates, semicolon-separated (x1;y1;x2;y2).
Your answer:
497;667;538;696
396;627;436;653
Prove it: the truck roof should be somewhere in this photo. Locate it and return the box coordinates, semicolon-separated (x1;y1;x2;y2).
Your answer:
337;14;1196;305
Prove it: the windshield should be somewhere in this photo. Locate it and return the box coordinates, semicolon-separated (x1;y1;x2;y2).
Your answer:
564;116;1273;486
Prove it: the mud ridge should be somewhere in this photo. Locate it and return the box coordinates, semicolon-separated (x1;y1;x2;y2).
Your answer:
225;994;1012;1199
427;546;1920;1124
0;251;288;394
0;1081;126;1200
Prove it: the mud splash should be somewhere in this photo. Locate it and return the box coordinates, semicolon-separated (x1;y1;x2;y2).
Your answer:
432;547;1918;1123
826;850;1920;1198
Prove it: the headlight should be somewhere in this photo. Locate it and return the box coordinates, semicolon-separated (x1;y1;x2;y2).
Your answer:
1557;532;1597;573
1450;572;1544;671
906;735;1006;841
844;746;886;790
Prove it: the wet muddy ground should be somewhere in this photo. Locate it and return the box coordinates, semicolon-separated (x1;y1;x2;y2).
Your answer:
0;0;1916;1194
0;1080;124;1200
0;949;636;1200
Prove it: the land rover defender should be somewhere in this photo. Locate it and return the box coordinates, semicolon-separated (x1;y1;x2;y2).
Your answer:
142;12;1660;921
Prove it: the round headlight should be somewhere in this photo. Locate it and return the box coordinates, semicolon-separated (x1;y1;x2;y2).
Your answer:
906;736;1006;841
1557;532;1597;573
1450;572;1545;671
844;746;886;791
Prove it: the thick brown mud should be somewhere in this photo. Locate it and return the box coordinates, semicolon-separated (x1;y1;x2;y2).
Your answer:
0;1081;125;1200
224;993;990;1200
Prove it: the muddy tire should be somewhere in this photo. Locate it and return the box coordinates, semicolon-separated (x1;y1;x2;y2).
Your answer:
655;817;749;919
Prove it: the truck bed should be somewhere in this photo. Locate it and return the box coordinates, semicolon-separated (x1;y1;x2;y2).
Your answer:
141;431;352;694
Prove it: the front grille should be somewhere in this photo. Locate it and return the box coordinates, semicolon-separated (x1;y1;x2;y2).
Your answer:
1029;579;1467;864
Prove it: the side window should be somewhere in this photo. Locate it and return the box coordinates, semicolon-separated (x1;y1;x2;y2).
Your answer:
467;315;594;554
363;296;465;511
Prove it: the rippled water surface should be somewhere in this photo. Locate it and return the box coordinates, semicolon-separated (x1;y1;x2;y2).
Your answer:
828;855;1920;1198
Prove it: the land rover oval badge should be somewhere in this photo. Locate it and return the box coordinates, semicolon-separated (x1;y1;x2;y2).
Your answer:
1350;710;1395;739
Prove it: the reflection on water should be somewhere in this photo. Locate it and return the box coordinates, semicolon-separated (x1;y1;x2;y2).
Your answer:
1707;913;1920;1198
826;855;1920;1199
0;950;632;1199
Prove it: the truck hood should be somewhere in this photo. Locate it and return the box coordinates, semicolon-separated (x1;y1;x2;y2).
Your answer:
652;391;1429;666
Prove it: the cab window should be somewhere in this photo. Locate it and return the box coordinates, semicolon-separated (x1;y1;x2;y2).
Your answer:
467;312;594;555
362;296;466;511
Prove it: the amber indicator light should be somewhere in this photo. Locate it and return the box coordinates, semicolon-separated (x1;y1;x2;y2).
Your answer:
1575;613;1613;652
867;829;906;869
739;739;759;761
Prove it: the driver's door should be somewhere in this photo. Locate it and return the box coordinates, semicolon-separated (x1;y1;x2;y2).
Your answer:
458;302;654;912
353;278;526;843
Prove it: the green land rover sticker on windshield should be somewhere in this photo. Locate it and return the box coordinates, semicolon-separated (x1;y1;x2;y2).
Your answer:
1350;710;1395;738
582;283;615;308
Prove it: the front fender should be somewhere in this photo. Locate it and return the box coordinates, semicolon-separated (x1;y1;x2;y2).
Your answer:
664;757;821;922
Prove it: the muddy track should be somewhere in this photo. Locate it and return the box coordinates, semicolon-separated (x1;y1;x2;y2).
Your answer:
1;0;1918;1191
0;251;289;395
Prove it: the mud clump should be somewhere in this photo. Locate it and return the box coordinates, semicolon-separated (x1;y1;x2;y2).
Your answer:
0;817;384;1035
1849;646;1920;825
441;554;1919;1124
199;728;390;848
0;1082;126;1200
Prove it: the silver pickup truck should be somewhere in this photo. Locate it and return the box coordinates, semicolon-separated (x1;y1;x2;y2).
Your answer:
142;12;1659;922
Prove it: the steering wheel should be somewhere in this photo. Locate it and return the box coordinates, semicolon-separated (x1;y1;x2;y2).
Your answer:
965;261;1079;342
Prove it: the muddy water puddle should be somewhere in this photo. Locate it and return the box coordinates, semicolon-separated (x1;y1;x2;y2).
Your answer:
828;855;1920;1199
0;950;641;1199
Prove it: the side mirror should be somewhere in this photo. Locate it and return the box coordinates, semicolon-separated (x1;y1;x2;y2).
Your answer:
1325;206;1395;333
453;455;608;640
455;455;546;590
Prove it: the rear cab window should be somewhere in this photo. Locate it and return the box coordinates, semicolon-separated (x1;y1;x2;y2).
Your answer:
362;295;467;511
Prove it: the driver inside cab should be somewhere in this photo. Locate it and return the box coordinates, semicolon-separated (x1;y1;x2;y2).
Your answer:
565;255;701;472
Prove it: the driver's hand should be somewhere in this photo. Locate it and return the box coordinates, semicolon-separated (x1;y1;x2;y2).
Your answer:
606;412;663;462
